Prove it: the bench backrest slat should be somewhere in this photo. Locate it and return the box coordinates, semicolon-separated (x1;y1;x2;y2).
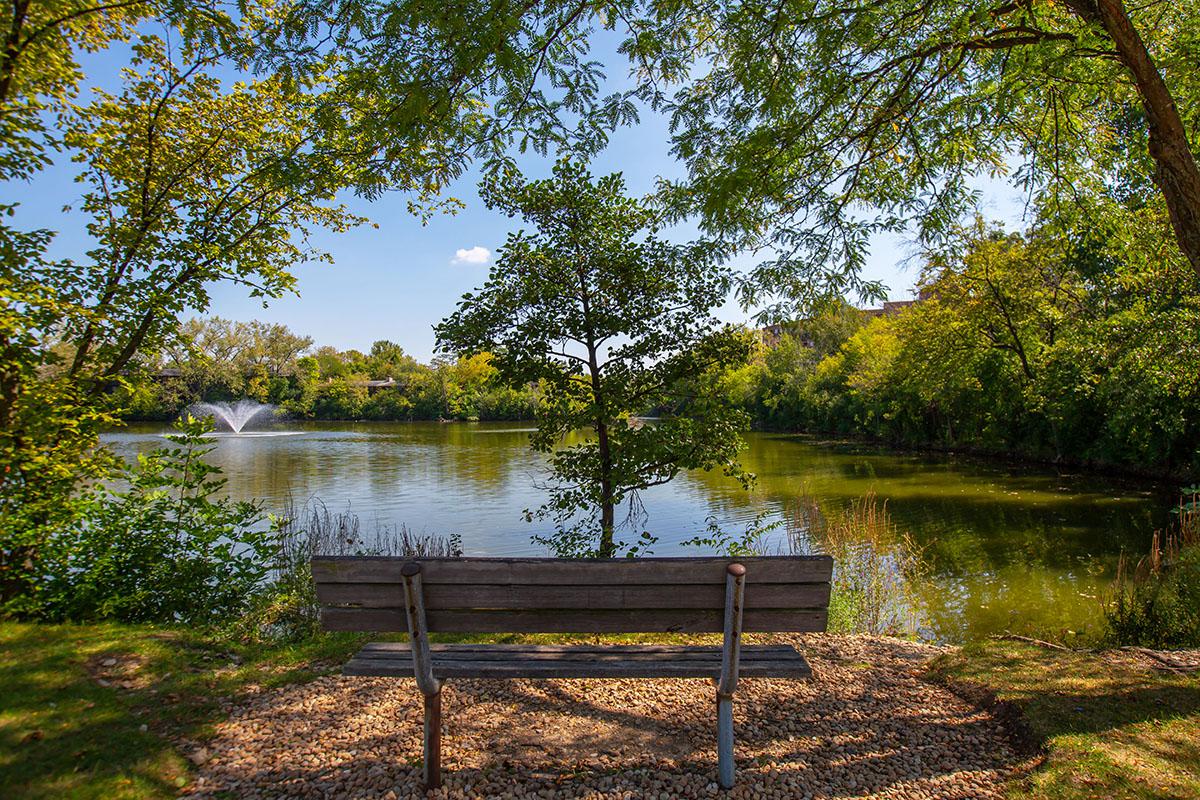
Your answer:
313;556;833;634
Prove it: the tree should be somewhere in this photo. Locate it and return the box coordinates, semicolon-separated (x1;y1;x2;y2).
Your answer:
58;32;365;381
367;340;418;380
1;6;360;608
647;0;1200;301
243;322;312;377
0;1;208;181
436;160;752;557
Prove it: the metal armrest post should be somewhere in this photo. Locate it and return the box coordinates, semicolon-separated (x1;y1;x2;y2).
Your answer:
401;562;443;789
716;562;746;789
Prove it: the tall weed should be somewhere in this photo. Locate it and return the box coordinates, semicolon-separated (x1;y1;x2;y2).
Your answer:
237;498;462;641
1104;493;1200;648
791;493;927;636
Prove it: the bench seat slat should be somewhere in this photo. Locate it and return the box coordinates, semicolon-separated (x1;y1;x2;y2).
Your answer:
313;556;833;586
317;582;830;610
321;607;829;634
342;644;812;680
357;643;800;655
353;644;799;663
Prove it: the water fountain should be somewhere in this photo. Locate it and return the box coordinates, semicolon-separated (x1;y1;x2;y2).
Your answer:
190;399;281;435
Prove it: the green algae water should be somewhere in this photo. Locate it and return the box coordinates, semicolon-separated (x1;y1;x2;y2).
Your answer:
105;422;1171;642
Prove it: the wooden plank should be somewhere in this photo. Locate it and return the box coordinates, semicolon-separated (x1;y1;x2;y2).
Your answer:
357;643;800;656
312;556;833;586
343;657;812;680
321;606;828;633
315;581;831;610
351;647;801;664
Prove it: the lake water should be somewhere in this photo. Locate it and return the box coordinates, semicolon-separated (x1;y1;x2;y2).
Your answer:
104;421;1171;643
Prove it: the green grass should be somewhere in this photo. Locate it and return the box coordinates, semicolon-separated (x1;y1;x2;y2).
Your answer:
927;640;1200;800
0;622;366;800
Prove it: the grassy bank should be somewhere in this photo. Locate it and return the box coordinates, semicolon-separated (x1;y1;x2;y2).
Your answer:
928;639;1200;799
0;622;365;800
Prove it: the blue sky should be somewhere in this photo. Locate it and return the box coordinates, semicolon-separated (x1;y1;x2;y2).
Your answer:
16;34;1031;363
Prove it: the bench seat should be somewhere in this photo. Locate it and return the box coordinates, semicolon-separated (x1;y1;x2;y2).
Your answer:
345;642;812;680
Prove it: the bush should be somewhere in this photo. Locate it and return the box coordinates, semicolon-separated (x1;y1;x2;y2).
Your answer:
41;417;274;624
1104;495;1200;648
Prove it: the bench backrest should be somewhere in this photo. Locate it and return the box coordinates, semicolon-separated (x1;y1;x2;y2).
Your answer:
312;556;833;634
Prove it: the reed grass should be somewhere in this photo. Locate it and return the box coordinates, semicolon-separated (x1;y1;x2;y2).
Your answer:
790;492;927;637
235;498;462;641
1104;492;1200;647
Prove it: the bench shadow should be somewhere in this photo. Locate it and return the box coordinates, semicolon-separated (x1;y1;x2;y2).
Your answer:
188;642;1021;798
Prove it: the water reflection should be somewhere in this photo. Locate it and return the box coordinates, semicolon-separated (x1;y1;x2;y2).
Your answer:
104;422;1170;642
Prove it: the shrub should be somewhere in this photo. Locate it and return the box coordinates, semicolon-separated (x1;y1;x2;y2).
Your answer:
41;417;274;624
1104;495;1200;648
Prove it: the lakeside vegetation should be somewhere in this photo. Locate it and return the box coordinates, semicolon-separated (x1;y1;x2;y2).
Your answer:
722;221;1200;479
122;322;541;423
117;217;1200;484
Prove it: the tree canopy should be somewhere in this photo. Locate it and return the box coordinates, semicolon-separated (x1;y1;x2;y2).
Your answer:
252;0;1200;307
648;0;1200;306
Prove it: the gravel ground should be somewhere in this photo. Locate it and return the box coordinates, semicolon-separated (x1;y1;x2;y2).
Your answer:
183;635;1018;799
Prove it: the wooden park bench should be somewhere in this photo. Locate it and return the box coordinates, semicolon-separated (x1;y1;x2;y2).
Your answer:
312;556;833;790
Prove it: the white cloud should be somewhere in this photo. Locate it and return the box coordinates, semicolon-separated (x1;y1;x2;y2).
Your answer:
451;246;490;265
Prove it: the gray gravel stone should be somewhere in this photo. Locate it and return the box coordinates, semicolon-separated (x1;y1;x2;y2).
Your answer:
182;635;1017;799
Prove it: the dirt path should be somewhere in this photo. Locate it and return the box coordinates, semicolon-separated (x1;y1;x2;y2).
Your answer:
183;635;1018;799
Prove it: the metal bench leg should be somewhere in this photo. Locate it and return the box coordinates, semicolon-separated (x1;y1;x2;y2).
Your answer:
717;562;746;790
716;692;735;789
423;688;442;790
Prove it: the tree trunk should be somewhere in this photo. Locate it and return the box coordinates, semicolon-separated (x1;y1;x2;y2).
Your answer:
596;418;615;557
1078;0;1200;280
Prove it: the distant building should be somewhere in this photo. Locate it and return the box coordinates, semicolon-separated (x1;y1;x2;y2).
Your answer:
358;377;397;395
861;300;917;319
758;298;919;349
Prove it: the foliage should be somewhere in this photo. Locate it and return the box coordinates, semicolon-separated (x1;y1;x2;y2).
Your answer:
0;1;197;182
259;0;1200;304
59;30;369;381
123;317;540;421
39;417;274;624
1;5;372;615
1104;496;1200;648
437;160;753;556
726;219;1200;476
646;0;1200;306
680;512;783;557
257;0;639;211
0;220;118;612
